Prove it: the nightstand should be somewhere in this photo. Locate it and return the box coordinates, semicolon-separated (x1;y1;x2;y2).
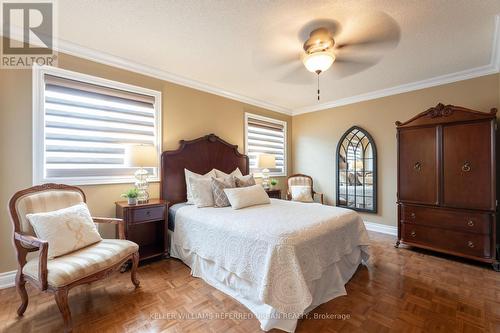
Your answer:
115;199;169;262
266;189;282;199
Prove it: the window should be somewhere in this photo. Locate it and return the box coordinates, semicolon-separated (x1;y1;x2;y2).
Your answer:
245;113;287;176
33;66;162;185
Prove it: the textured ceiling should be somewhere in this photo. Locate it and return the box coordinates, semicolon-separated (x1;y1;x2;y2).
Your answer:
53;0;500;112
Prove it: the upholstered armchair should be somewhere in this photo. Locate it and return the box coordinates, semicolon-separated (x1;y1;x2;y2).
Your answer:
286;174;324;204
8;184;140;333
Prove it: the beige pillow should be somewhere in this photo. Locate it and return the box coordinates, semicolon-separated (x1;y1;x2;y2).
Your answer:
189;177;215;207
224;184;271;209
185;168;216;204
235;174;256;187
214;168;243;178
26;203;102;259
290;185;314;202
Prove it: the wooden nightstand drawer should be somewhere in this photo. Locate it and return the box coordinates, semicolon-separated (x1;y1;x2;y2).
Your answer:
131;206;165;223
266;189;281;199
115;199;169;262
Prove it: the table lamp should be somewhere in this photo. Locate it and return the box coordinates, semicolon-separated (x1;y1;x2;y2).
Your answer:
127;144;157;203
257;153;276;190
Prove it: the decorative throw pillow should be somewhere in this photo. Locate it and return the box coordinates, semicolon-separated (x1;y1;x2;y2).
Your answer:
185;168;216;204
224;184;271;210
235;174;256;187
214;168;243;178
188;177;215;207
290;185;314;202
26;203;102;259
211;176;236;207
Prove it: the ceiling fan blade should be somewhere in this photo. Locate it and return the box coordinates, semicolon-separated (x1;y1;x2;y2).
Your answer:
328;55;380;78
335;11;400;52
252;51;299;71
277;63;316;85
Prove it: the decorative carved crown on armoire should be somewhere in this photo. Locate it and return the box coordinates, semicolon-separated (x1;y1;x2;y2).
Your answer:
396;103;499;271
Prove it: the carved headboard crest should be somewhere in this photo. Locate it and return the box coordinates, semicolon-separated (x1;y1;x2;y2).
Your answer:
160;134;249;204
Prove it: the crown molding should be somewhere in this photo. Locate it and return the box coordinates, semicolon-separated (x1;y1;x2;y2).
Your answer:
56;39;292;115
292;14;500;115
1;26;292;115
292;64;498;115
3;14;500;117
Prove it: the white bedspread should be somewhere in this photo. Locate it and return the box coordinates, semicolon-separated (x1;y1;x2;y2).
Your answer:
171;199;370;317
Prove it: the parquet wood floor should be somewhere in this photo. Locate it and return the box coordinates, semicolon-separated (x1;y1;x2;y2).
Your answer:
1;231;499;333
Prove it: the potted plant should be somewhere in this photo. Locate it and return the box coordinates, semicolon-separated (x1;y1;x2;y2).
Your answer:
269;178;278;190
121;188;139;205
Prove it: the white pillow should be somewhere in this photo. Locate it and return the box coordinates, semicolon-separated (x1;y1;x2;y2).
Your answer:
185;168;216;204
214;167;243;178
290;185;314;202
224;184;271;210
189;177;215;207
26;203;102;259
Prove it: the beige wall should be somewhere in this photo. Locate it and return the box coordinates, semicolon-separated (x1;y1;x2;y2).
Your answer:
1;45;499;274
0;52;292;273
292;74;499;226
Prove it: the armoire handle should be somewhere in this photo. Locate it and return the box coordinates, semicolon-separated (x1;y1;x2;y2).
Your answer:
414;162;422;171
462;161;471;172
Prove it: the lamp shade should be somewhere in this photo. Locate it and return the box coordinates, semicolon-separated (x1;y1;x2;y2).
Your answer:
256;153;276;169
127;145;157;167
302;51;335;73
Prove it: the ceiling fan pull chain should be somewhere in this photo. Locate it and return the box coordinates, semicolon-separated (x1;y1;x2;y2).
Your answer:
317;73;320;101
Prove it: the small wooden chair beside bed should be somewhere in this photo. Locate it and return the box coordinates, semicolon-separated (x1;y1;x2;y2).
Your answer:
8;183;140;333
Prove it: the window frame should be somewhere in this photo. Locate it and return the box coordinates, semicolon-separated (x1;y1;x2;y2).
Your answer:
32;65;162;186
244;112;287;177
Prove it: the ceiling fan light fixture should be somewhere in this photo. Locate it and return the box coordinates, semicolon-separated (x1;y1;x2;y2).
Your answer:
302;51;335;74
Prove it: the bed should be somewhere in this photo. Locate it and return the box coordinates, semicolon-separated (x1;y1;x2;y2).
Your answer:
161;134;370;332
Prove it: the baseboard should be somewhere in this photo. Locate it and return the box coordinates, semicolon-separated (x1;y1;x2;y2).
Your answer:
364;221;398;236
0;270;16;289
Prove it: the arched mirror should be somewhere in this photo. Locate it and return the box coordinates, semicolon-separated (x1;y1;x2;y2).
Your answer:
336;126;377;213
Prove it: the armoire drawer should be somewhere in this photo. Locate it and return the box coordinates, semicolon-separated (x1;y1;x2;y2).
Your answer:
401;223;492;258
401;205;492;234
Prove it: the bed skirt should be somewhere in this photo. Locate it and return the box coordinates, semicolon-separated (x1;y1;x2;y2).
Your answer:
170;232;366;332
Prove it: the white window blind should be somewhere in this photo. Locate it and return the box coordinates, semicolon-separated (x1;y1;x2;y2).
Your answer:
34;68;161;185
245;113;287;176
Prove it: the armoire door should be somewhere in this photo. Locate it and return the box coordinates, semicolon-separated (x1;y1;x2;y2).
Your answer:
443;121;494;210
398;126;439;205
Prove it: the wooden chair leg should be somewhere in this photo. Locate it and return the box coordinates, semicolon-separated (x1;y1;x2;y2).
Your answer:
15;271;29;316
131;252;140;288
54;288;72;333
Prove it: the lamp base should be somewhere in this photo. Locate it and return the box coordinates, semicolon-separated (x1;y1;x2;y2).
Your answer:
134;168;150;203
261;168;270;190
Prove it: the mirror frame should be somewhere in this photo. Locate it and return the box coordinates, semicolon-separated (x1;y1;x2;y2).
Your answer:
335;126;378;213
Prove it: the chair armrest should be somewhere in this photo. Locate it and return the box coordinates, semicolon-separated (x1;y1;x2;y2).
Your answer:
14;232;49;290
92;217;126;240
313;192;324;204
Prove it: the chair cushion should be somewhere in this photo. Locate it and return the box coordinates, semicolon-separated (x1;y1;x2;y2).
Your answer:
26;203;102;259
290;185;314;202
15;189;85;237
23;239;138;287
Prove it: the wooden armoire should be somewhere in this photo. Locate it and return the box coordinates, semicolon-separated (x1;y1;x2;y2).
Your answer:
396;103;499;270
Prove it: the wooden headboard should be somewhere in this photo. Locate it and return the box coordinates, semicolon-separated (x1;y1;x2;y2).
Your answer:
160;134;249;204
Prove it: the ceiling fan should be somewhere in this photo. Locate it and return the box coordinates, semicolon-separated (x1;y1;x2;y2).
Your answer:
254;12;400;101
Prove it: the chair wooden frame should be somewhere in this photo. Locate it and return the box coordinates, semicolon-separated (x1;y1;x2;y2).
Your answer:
286;174;324;204
8;183;140;333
